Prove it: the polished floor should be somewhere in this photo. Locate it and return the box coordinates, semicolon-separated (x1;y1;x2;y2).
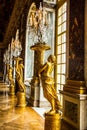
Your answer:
0;82;44;130
0;82;77;130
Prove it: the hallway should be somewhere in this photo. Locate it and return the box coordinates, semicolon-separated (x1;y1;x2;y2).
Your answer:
0;82;44;130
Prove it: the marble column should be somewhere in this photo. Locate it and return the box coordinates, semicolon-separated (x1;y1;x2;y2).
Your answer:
29;42;50;107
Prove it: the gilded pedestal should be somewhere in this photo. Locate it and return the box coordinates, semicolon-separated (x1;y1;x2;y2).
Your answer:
9;84;15;96
16;92;26;107
44;113;61;130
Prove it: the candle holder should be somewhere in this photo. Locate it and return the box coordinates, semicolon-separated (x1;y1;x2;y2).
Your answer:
11;29;22;58
28;2;51;44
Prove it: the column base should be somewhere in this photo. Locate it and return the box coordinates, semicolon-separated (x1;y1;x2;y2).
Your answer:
29;77;51;107
28;77;40;107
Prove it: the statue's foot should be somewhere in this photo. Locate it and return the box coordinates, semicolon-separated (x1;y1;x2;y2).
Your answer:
47;109;56;115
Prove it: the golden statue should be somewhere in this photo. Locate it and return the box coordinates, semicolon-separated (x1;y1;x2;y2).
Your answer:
8;66;14;86
15;57;26;107
8;65;15;96
15;57;25;92
6;63;10;82
38;55;61;114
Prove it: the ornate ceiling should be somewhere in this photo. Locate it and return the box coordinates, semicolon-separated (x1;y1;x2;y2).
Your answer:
0;0;15;42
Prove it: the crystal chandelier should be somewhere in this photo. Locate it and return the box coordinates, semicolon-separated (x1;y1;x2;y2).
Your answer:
29;2;51;44
3;29;22;67
3;49;10;64
11;29;22;57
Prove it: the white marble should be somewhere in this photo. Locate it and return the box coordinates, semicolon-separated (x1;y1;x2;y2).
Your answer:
32;107;50;118
60;91;87;130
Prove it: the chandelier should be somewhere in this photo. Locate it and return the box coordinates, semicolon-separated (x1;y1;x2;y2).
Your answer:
3;49;10;64
29;2;51;44
3;29;22;67
11;29;22;57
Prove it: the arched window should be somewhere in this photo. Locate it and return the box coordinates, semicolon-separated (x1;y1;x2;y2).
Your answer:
24;3;36;83
43;7;55;62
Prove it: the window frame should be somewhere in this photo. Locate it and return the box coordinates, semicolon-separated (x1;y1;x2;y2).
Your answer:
55;0;69;102
24;3;36;84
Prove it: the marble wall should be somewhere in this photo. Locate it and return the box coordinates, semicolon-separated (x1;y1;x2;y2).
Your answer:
69;0;84;81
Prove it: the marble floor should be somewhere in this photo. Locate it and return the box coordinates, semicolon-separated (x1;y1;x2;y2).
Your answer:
0;82;77;130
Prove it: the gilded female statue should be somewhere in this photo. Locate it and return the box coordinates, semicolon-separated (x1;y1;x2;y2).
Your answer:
8;65;14;87
38;55;61;114
15;57;25;92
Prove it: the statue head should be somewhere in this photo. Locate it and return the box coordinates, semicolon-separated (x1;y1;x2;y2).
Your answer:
48;55;56;63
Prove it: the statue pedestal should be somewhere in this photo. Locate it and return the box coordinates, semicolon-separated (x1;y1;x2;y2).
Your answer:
29;43;51;107
60;90;87;130
16;92;26;107
29;77;40;106
44;113;61;130
9;85;15;96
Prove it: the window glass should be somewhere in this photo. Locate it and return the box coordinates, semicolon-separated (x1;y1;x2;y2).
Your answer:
44;9;55;62
56;1;67;94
